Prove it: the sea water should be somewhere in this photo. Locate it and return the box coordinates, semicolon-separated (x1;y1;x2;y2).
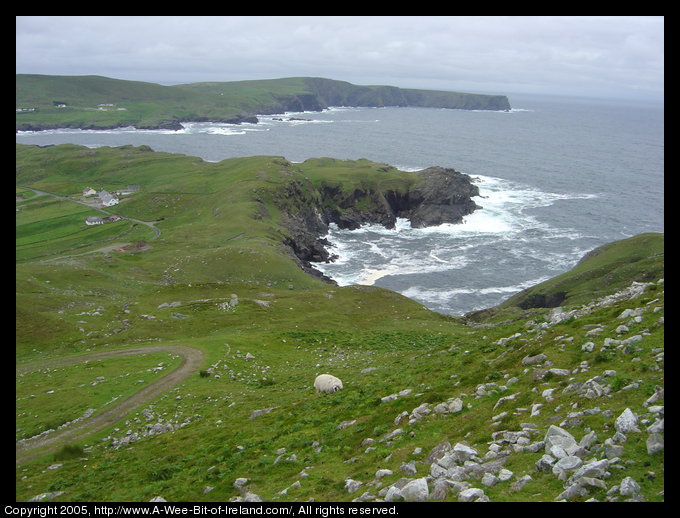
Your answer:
16;93;664;315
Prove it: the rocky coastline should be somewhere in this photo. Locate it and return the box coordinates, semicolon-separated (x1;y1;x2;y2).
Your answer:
278;166;481;282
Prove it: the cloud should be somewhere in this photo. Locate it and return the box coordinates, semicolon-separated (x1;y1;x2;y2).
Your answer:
16;16;664;100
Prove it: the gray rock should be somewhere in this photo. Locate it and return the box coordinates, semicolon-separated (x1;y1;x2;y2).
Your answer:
447;398;464;413
375;469;393;479
615;408;640;434
522;353;548;365
568;459;609;485
544;425;579;457
498;468;514;481
619;476;641;497
400;460;417;475
400;478;429;502
383;486;402;502
452;442;478;462
458;488;486;502
344;479;363;494
511;475;532;491
481;473;498;487
555;483;588;501
249;407;277;419
552;456;584;479
646;433;664;455
427;441;452;464
430;479;450;500
29;492;66;502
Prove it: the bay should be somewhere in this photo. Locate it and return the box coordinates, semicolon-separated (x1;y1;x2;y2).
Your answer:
16;93;664;315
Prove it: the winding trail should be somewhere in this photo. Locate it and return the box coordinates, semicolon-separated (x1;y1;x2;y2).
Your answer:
16;345;204;465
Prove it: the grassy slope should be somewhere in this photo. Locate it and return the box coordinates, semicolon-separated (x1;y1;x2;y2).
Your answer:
16;144;663;502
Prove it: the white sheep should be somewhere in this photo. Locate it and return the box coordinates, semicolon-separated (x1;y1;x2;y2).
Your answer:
314;374;344;394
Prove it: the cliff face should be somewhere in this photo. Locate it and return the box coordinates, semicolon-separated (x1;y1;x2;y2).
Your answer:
301;77;511;111
277;166;480;281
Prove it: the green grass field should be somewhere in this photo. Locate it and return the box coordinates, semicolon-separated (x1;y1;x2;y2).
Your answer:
15;143;663;502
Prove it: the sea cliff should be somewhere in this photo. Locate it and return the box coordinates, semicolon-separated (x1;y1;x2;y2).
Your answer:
16;75;511;132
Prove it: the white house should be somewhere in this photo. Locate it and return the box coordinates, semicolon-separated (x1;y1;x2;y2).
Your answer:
85;216;104;225
98;190;119;207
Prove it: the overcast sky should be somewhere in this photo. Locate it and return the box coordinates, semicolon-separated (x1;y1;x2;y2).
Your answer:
16;16;664;101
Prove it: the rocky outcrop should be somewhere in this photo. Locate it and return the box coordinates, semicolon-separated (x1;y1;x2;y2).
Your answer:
387;166;481;228
277;166;480;280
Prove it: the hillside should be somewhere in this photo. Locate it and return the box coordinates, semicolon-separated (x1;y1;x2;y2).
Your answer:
15;144;663;503
16;75;511;131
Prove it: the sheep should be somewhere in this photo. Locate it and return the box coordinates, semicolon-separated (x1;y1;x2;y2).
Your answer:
314;374;343;394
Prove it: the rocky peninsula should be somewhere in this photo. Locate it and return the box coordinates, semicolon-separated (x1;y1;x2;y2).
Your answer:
275;165;481;281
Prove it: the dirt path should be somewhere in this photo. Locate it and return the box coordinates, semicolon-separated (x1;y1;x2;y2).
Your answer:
16;345;205;465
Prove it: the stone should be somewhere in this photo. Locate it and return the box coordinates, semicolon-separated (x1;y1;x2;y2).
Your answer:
498;468;514;481
344;479;363;494
544;425;579;457
447;398;464;413
234;478;249;489
453;442;478;462
375;469;393;479
400;478;429;502
481;473;498;487
568;459;609;484
436;451;459;469
28;492;66;502
430;478;450;500
511;475;532;491
522;353;548;365
458;488;485;502
427;441;452;464
384;486;402;502
552;456;583;478
615;408;640;434
400;461;417;475
646;433;664;455
619;476;641;497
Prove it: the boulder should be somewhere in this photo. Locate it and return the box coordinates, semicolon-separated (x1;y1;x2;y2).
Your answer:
544;425;579;458
458;488;486;502
400;478;429;502
619;476;641;497
615;408;640;434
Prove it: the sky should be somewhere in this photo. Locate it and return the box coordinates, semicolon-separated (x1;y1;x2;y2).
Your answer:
16;16;664;102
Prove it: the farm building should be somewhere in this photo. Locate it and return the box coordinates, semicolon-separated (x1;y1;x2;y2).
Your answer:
98;190;119;207
85;216;104;225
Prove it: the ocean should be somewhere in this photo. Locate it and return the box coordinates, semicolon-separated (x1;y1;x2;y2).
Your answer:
16;93;664;316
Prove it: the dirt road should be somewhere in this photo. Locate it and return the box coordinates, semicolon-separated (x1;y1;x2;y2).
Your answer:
16;345;204;465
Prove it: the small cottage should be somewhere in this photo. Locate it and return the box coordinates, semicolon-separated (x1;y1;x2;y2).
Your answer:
83;187;97;197
98;190;119;207
85;216;103;225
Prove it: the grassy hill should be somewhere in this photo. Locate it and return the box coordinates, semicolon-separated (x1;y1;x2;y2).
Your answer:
16;144;663;503
16;75;511;131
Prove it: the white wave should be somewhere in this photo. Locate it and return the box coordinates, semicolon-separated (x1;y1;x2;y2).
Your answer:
402;275;552;305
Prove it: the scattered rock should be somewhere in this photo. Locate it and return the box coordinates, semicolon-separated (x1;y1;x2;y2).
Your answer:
400;478;429;502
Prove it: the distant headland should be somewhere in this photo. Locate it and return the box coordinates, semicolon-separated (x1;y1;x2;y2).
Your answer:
16;74;511;132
